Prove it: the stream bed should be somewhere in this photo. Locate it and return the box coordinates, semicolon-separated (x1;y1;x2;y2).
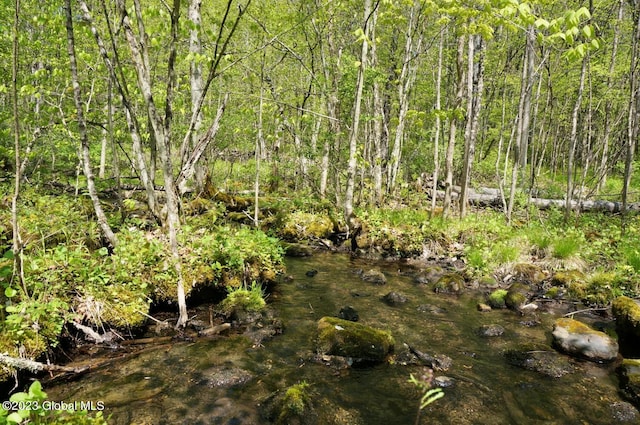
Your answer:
46;253;636;424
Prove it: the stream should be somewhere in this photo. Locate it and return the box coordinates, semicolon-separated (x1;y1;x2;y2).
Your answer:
45;252;634;424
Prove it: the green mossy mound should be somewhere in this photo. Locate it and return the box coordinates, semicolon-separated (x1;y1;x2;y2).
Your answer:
316;317;394;362
487;289;508;309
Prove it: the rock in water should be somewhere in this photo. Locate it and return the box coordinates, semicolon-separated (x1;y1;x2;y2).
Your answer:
360;269;387;285
338;306;359;322
382;292;408;306
552;318;618;362
316;316;394;363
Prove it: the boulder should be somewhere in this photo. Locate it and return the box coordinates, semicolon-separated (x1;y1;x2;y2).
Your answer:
316;317;394;363
552;318;618;362
612;296;640;356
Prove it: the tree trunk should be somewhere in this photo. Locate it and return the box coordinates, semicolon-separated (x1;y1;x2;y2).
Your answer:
460;34;484;217
65;0;118;249
565;56;587;221
506;26;535;223
623;0;640;229
443;34;466;217
430;27;445;217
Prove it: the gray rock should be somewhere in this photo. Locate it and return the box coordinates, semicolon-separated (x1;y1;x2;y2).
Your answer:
552;318;618;362
610;401;639;423
199;366;253;388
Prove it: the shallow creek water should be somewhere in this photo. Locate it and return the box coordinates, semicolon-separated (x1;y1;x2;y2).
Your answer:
46;253;630;424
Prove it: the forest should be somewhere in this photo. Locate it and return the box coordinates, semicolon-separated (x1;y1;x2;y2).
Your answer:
1;0;640;422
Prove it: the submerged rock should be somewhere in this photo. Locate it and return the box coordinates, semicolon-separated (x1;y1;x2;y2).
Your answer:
316;317;394;363
382;291;408;306
478;324;505;337
198;366;254;388
505;346;575;378
552;318;618;362
610;401;639;423
338;306;359;322
612;296;640;356
360;269;387;285
413;266;444;285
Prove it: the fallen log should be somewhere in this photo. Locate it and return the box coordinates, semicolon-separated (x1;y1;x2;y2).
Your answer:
0;353;86;374
430;187;640;213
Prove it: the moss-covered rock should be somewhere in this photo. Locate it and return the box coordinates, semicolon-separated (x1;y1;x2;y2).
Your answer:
284;243;315;257
505;282;530;310
487;289;508;309
413;266;444;285
552;318;618;362
612;296;640;356
433;272;464;294
316;317;394;363
619;359;640;409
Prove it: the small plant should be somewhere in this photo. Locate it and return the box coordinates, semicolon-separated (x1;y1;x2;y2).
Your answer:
552;237;581;260
408;368;444;425
221;281;267;314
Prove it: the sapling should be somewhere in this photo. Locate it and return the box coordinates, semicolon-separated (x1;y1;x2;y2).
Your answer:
408;368;444;425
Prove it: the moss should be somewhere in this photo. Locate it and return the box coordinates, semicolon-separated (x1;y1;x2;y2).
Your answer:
280;212;334;241
317;317;394;362
488;289;508;309
280;382;311;419
545;286;561;299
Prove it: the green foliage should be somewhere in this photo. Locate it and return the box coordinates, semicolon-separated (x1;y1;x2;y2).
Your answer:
0;381;108;425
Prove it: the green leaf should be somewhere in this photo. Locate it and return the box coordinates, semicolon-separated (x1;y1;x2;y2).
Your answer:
6;412;23;424
534;18;549;29
4;287;17;298
582;25;593;39
3;250;14;260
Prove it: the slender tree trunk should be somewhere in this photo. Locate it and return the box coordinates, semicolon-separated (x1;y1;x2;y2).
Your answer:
507;26;535;223
65;0;118;249
344;0;372;232
596;0;623;192
430;28;445;217
10;0;26;298
460;34;484;217
82;0;160;222
443;34;466;217
388;3;422;193
623;0;640;230
565;57;587;221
